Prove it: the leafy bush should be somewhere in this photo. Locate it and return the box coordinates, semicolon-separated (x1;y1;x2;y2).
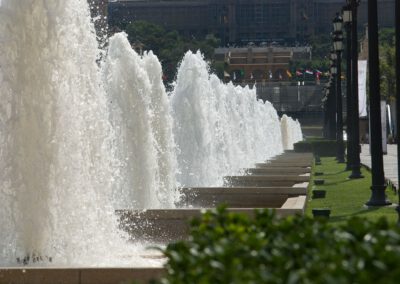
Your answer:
294;140;345;157
161;207;400;284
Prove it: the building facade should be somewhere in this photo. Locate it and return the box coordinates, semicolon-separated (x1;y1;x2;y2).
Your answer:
108;0;395;45
215;46;312;82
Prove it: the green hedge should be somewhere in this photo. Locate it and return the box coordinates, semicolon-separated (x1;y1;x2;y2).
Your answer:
294;140;345;157
161;207;400;284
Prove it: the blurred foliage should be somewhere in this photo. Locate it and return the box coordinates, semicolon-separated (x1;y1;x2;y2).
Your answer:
289;59;330;73
379;28;395;101
159;206;400;284
290;34;331;74
125;21;220;85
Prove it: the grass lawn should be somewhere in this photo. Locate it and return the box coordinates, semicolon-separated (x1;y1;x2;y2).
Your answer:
306;157;399;224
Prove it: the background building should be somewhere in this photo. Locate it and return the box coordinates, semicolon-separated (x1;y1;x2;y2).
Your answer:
108;0;395;45
215;46;312;82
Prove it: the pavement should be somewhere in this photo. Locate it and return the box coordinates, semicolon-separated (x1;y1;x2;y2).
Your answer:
360;144;398;189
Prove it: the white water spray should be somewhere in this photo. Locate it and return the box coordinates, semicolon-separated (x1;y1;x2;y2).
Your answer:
0;0;129;266
0;0;304;267
281;114;304;150
103;33;178;209
171;51;284;187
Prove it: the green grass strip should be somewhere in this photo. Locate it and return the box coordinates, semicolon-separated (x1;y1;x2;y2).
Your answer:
306;157;399;224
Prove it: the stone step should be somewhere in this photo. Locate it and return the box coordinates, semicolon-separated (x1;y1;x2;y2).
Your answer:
177;187;307;208
255;162;311;168
0;268;165;284
269;154;313;159
117;196;307;242
244;167;310;175
224;175;310;187
264;160;312;166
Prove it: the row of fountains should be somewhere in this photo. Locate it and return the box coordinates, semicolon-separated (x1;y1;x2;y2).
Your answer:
0;0;302;266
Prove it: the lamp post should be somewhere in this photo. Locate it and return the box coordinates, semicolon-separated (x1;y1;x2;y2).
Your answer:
333;13;345;163
365;0;390;206
329;51;338;140
347;0;363;179
395;0;400;222
342;4;353;171
323;87;330;139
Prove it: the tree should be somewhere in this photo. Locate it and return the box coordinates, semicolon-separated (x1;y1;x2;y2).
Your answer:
379;29;396;101
125;21;220;84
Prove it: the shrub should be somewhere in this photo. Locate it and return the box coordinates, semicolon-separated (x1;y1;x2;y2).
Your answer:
294;140;345;157
161;207;400;284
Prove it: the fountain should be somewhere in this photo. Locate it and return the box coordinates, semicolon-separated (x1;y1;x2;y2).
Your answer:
281;114;303;150
171;51;283;187
0;0;161;267
0;0;306;282
103;33;178;209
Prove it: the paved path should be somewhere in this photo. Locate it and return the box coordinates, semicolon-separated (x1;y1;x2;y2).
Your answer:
361;144;398;189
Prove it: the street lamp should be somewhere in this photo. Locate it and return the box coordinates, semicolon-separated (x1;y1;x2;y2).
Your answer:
328;50;338;141
342;4;353;171
323;87;330;139
330;64;337;76
330;49;337;61
328;62;337;141
366;0;391;206
346;0;363;179
333;13;345;163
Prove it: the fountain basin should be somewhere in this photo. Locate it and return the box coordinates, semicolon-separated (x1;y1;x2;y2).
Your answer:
0;267;165;284
177;186;307;208
261;161;313;167
117;196;307;243
269;152;312;159
244;167;311;175
224;175;310;187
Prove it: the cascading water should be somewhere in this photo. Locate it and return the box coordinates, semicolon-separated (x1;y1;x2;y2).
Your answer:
0;0;159;267
103;33;178;209
0;0;303;267
281;114;304;150
171;51;284;187
142;51;179;208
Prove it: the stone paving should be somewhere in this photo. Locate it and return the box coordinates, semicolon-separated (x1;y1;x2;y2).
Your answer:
360;144;398;189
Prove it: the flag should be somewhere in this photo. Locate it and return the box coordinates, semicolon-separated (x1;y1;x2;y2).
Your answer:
296;70;303;76
286;70;292;78
250;73;254;80
233;72;236;81
269;70;273;80
305;70;313;75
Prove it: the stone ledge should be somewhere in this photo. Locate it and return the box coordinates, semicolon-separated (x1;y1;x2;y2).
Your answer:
0;268;166;284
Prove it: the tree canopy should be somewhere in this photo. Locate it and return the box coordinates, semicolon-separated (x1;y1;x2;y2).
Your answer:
379;28;395;101
125;21;220;85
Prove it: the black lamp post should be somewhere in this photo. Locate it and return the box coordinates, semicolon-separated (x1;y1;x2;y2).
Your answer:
329;51;338;141
347;0;363;179
333;14;345;163
365;0;391;206
323;87;330;139
395;0;400;222
342;4;353;171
